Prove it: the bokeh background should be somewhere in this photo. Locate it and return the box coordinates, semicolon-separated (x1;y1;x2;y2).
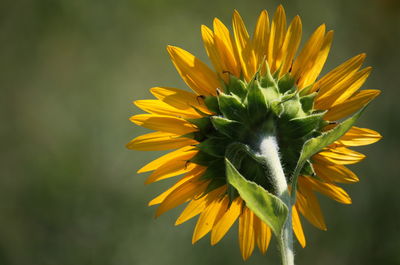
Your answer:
1;0;399;264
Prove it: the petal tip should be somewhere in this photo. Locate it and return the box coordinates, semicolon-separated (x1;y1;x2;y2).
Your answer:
359;53;367;60
166;45;178;54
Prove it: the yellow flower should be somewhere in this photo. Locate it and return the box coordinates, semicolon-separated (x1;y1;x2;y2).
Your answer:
127;5;381;260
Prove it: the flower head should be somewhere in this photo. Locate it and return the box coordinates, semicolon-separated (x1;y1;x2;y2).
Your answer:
127;5;381;260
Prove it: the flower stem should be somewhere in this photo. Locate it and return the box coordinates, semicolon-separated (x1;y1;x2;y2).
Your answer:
260;136;294;265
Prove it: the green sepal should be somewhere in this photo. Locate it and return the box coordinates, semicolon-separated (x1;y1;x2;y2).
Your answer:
281;93;305;120
210;116;245;140
204;177;226;194
270;100;284;117
259;60;277;88
204;96;220;114
300;92;317;113
260;82;282;117
278;73;295;93
262;88;283;117
254;62;282;117
246;80;269;122
272;66;282;80
291;104;369;201
190;151;219;166
191;105;212;117
280;91;297;102
196;137;231;157
262;86;280;105
282;112;326;139
299;84;313;96
186;117;212;133
180;131;205;142
225;158;289;237
227;75;247;99
217;93;247;121
199;159;225;180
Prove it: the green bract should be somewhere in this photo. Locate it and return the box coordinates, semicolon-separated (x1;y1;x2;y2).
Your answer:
188;64;328;200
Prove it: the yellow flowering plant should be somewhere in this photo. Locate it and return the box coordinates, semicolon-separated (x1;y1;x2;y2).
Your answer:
127;5;381;265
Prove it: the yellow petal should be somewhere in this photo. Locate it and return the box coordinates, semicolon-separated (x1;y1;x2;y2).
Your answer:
150;86;212;115
148;167;206;206
297;178;327;230
303;177;352;204
211;197;242;245
292;206;306;248
138;146;196;173
291;24;326;82
313;163;359;183
315;67;372;109
155;179;209;217
145;158;198;184
201;25;225;80
312;53;365;93
268;5;287;72
239;207;255;260
167;45;220;96
233;10;256;81
315;147;365;165
130;114;198;135
253;215;272;254
324;89;381;121
332;67;372;106
337;126;382;146
126;131;198;151
134;99;202;119
279;15;302;77
213;18;240;77
299;30;333;89
252;10;270;68
176;187;226;225
192;193;227;243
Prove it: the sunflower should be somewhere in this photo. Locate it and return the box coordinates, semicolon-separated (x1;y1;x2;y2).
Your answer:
127;5;381;261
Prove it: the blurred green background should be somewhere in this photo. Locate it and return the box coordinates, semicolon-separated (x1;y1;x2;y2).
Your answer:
1;0;399;264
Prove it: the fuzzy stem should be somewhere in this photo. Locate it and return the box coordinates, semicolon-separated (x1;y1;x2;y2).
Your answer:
259;136;294;265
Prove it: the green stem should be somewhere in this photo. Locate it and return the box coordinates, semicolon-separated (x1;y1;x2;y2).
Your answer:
278;193;294;265
260;136;294;265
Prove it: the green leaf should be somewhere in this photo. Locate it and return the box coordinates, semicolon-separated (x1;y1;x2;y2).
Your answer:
300;160;315;176
225;158;288;237
291;105;369;201
225;142;264;167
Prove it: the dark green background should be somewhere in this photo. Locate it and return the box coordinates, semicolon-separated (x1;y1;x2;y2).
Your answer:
1;0;399;264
